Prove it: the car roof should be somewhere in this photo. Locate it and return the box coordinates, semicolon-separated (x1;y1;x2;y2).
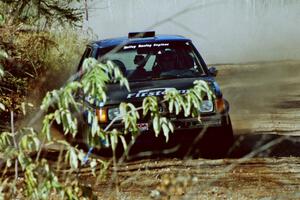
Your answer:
90;34;191;49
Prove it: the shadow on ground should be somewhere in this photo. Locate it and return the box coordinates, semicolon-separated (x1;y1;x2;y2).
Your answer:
229;133;300;158
37;132;300;162
124;133;300;160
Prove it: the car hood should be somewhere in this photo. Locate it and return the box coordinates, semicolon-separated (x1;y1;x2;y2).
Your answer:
104;76;220;105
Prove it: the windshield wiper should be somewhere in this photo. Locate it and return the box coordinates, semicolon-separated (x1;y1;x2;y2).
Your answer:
128;76;153;82
159;74;180;79
159;72;200;79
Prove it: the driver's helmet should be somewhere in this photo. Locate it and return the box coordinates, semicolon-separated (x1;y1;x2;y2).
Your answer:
156;49;178;72
134;55;146;66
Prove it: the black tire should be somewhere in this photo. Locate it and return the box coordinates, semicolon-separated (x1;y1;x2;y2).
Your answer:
193;115;234;159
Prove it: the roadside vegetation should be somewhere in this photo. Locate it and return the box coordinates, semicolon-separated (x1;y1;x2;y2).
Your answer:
0;0;88;130
0;40;212;199
0;0;214;199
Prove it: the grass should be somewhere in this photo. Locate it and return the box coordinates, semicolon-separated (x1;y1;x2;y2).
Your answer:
0;24;91;131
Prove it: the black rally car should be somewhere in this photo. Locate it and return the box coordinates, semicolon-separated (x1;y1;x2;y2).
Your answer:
77;32;233;158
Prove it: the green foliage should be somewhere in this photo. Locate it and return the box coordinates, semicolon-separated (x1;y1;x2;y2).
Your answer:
81;59;110;103
0;1;90;126
0;2;95;196
19;128;41;152
120;103;140;134
0;26;89;131
0;132;12;150
143;96;159;116
0;127;105;199
142;96;174;141
41;81;82;139
0;57;214;198
1;5;214;197
40;58;129;142
24;159;61;200
81;59;129;102
40;58;213;151
165;80;214;118
164;89;185;115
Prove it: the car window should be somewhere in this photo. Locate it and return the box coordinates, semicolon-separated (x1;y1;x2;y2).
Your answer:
98;41;205;81
144;55;156;71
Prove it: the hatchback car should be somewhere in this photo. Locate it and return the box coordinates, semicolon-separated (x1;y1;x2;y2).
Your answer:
77;32;233;158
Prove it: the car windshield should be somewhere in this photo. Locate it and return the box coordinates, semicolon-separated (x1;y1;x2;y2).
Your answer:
98;41;205;81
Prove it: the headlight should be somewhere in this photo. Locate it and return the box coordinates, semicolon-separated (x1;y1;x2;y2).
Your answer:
96;108;108;123
199;100;214;113
108;107;120;120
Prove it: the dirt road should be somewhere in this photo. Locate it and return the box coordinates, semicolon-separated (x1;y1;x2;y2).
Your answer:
83;61;300;199
218;60;300;136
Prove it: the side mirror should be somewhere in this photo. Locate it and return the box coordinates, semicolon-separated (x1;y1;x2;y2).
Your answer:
208;67;218;77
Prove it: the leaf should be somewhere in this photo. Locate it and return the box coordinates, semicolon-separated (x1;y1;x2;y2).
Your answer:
20;135;28;150
87;110;92;124
153;115;160;136
0;132;12;149
54;110;61;124
142;99;149;116
27;102;34;107
184;95;191;117
175;102;180;115
168;99;174;113
40;92;51;111
33;137;41;151
61;112;69;135
56;140;71;147
0;103;5;111
119;135;128;154
6;159;12;168
69;147;78;169
110;132;117;151
42;119;51;141
0;49;8;60
18;152;30;170
90;159;97;176
162;123;170;142
0;66;4;77
121;78;130;91
168;121;174;133
77;150;85;163
21;102;26;115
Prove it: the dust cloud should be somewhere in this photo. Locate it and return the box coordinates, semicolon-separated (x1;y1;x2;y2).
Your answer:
86;0;300;64
217;61;300;134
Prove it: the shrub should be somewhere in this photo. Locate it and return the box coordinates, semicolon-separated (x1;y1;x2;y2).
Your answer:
0;22;89;131
0;58;213;199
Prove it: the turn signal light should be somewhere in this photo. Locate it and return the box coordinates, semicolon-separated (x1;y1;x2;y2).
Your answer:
96;108;108;123
215;98;225;113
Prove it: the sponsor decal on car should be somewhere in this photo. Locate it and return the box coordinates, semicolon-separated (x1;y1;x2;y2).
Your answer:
127;88;188;99
137;123;149;131
123;43;169;50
